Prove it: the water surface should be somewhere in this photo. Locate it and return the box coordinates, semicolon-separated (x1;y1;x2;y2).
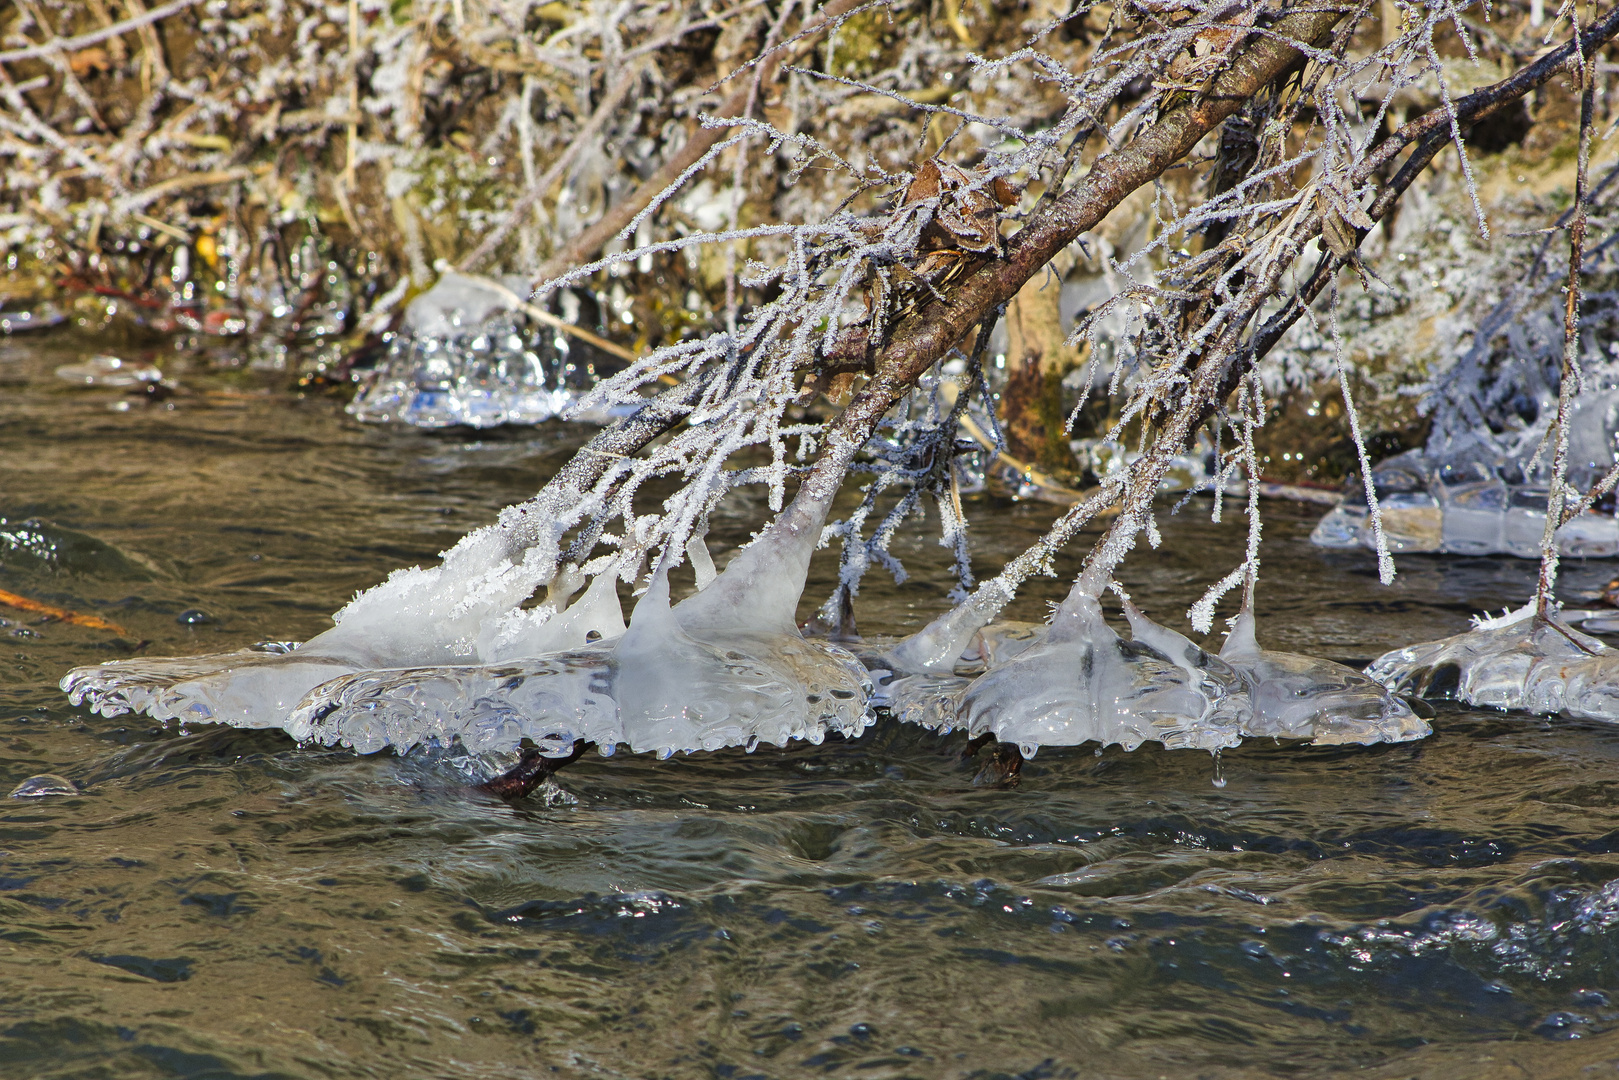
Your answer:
5;338;1619;1079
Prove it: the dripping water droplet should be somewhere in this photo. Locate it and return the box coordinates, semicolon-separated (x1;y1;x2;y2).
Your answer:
1211;749;1227;789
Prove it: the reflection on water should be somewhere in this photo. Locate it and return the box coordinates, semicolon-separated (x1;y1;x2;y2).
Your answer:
6;338;1619;1078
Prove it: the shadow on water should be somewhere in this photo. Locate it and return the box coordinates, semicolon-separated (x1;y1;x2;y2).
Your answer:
8;339;1619;1077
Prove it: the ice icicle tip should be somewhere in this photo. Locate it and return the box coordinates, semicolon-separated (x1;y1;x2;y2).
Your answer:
885;579;1012;674
1219;605;1260;660
686;532;717;591
1470;601;1537;631
631;558;674;621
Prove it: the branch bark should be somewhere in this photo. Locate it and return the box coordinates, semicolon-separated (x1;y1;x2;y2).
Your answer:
811;4;1350;483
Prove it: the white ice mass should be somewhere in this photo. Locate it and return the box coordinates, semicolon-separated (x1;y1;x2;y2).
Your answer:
64;469;873;760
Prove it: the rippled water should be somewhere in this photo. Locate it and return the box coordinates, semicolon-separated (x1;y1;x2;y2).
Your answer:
7;338;1619;1079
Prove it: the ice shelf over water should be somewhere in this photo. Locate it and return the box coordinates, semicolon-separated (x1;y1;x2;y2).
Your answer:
1312;390;1619;558
885;588;1429;753
1367;604;1619;722
64;470;874;760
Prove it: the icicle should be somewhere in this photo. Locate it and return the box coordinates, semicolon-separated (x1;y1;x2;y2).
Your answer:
686;530;717;591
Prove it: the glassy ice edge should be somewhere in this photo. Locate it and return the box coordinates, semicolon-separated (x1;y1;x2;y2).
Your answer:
1311;390;1619;558
1369;605;1619;722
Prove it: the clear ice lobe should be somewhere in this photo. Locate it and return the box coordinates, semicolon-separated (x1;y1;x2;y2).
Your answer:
914;576;1247;756
348;273;597;429
1218;610;1429;744
1367;605;1619;722
1309;442;1619;559
58;641;345;727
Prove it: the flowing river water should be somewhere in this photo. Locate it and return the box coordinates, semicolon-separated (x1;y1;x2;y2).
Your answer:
6;337;1619;1079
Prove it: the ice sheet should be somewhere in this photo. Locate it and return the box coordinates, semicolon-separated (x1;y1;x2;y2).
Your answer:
1218;609;1429;744
1367;604;1619;721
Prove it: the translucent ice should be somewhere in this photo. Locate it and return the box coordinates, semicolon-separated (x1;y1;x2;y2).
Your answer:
64;490;571;728
287;647;619;756
289;480;873;758
1309;446;1619;560
1217;609;1429;744
348;273;625;429
908;573;1248;756
59;641;346;728
957;621;1044;674
1367;604;1619;722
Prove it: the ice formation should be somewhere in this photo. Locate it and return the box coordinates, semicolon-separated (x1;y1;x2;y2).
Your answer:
883;577;1432;753
63;504;570;728
891;570;1249;757
68;469;873;761
347;273;622;429
1217;607;1430;744
1367;604;1619;722
1312;391;1619;558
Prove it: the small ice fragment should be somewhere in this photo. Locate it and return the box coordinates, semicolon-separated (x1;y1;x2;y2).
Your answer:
8;774;78;798
55;355;162;387
1218;607;1429;744
1368;604;1619;721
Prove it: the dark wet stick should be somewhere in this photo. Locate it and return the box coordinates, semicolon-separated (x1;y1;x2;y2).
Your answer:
961;733;1023;788
477;742;589;801
961;732;996;760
